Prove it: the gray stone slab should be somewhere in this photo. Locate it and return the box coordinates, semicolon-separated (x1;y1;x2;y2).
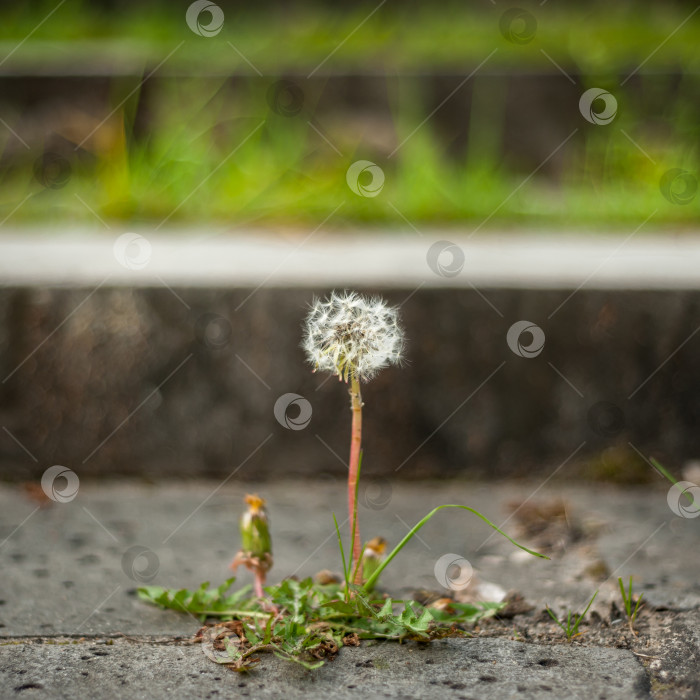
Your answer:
0;637;651;700
2;479;699;698
644;610;700;698
1;480;697;639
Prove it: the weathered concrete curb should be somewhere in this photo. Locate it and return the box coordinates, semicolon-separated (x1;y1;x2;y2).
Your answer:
1;282;699;480
1;230;700;288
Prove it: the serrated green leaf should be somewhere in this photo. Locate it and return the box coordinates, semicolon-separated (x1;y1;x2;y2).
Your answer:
378;598;394;618
325;600;356;615
415;608;434;629
140;575;517;669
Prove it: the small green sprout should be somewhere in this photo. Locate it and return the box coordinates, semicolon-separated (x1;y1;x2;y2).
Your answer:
546;590;598;642
618;576;644;634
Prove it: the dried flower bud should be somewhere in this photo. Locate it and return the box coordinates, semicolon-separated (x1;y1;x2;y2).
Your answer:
302;291;405;382
314;569;341;585
361;536;387;591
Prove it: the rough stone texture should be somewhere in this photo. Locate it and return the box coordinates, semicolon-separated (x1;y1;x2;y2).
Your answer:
0;478;697;631
645;610;700;699
0;638;650;700
1;285;699;481
0;479;698;698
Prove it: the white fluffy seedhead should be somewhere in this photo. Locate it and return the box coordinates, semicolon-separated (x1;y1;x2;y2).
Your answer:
302;291;405;382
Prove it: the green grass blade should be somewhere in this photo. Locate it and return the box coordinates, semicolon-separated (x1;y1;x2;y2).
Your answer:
650;457;679;485
582;590;598;617
632;593;643;621
571;590;598;636
650;457;700;508
362;504;548;593
618;577;628;614
628;578;633;611
332;513;349;588
545;606;564;632
351;543;367;584
650;457;698;509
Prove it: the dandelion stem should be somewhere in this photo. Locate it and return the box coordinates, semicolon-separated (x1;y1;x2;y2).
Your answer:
348;374;363;583
253;571;266;599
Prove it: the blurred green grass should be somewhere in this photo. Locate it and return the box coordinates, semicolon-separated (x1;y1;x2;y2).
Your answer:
0;2;698;228
2;2;700;74
5;88;696;230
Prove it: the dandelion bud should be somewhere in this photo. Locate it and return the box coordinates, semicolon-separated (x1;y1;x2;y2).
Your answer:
231;494;273;597
361;536;387;591
239;494;272;564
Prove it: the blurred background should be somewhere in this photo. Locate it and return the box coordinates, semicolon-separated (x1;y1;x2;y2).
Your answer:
0;0;699;484
1;0;699;227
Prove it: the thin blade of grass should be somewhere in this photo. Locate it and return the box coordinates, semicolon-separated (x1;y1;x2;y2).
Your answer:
546;606;564;631
571;590;598;636
332;513;349;587
362;504;548;592
651;457;698;509
351;543;367;584
633;593;643;620
628;577;633;612
618;577;628;614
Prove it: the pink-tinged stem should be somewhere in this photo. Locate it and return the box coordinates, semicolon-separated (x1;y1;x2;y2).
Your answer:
348;375;363;584
253;571;265;599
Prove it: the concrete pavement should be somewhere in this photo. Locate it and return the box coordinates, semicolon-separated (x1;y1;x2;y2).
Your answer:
1;478;698;698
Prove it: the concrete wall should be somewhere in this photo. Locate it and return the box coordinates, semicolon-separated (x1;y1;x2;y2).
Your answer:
1;285;698;482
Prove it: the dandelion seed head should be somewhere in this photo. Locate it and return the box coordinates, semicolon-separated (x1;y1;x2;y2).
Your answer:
302;291;405;382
